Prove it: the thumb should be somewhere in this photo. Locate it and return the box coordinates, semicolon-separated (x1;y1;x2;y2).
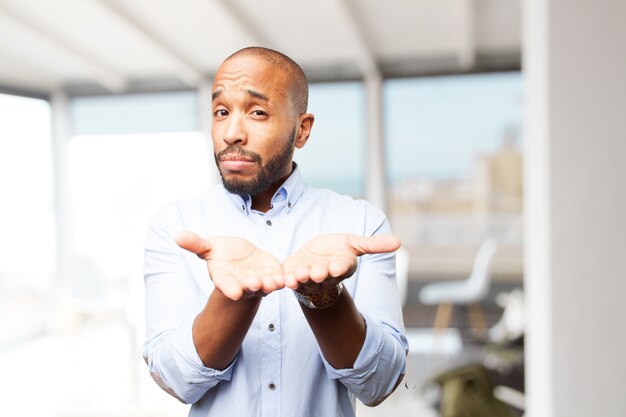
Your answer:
175;231;212;259
349;234;401;256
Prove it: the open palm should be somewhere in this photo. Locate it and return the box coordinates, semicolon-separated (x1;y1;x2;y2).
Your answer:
283;233;401;292
176;231;284;300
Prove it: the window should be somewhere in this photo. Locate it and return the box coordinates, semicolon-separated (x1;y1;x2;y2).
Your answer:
0;93;54;290
384;72;523;280
296;82;365;197
67;132;212;279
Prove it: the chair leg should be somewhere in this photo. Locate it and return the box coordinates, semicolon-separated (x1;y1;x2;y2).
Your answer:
468;303;487;337
431;303;454;357
433;303;453;332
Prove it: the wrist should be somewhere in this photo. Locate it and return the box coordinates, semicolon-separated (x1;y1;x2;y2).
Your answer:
294;282;344;309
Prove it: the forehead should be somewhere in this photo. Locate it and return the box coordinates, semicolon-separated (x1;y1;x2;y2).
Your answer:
212;55;290;100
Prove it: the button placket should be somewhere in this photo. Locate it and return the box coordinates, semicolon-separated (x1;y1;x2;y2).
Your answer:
259;292;281;416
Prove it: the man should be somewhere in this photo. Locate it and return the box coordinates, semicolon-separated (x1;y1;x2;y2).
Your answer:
143;47;408;417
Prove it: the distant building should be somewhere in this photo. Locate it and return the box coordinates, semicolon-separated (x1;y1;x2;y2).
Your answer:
472;129;523;213
389;128;524;248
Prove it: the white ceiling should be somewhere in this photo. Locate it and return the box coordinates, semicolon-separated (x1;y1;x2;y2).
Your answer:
0;0;521;96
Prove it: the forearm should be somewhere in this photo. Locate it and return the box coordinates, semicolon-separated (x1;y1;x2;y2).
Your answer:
316;308;407;406
299;290;366;369
193;289;261;370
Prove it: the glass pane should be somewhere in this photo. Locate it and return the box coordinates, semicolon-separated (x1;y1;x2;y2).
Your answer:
384;72;524;286
70;91;198;135
1;124;210;416
0;93;54;290
296;82;365;197
67;132;212;279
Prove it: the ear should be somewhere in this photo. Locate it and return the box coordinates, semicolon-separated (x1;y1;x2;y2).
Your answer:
295;113;314;149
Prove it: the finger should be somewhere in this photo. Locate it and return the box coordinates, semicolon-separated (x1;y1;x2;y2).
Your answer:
284;270;299;289
262;274;277;293
212;271;244;300
328;255;356;278
244;275;263;293
175;231;213;259
348;234;401;256
273;272;285;289
309;262;329;283
293;264;311;283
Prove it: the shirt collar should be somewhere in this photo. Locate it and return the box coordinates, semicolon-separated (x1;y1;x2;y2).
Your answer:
225;163;305;216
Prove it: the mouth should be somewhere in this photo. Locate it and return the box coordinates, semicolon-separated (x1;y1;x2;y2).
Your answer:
218;153;259;173
215;145;262;174
219;154;256;163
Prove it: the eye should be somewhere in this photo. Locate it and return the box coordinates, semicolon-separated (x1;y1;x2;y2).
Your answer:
250;109;268;119
214;109;229;118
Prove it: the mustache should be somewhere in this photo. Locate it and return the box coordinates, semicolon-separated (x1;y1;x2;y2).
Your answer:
215;145;262;164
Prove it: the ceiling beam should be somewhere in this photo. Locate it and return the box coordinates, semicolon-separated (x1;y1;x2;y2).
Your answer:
0;5;127;92
0;82;49;100
212;0;269;46
95;0;204;87
0;42;59;92
336;0;380;78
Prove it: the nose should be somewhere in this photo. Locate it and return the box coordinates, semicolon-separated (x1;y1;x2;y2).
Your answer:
222;113;247;146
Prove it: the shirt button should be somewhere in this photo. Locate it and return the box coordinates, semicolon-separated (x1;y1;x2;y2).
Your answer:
287;202;292;208
270;204;274;209
266;220;272;226
241;205;245;211
269;383;276;390
268;323;275;331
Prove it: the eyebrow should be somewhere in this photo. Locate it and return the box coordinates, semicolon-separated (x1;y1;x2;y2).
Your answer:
247;89;269;102
211;88;269;102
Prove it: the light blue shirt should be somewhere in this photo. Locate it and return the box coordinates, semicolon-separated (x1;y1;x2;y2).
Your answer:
143;166;408;417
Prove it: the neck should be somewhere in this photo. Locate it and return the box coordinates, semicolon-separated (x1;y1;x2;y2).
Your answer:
250;193;274;213
250;169;293;213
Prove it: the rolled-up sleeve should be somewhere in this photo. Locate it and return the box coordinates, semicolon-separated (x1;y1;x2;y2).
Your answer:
321;311;407;406
322;203;409;406
143;316;236;404
142;204;234;404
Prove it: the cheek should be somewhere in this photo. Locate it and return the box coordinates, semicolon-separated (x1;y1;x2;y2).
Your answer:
247;123;287;145
210;124;221;145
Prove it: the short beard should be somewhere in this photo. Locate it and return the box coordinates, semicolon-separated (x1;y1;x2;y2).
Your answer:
215;127;296;196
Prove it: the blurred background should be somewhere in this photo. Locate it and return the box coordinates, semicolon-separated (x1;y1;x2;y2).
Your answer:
0;1;623;416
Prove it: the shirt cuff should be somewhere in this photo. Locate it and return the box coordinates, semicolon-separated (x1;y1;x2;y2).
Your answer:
172;314;238;383
320;312;385;381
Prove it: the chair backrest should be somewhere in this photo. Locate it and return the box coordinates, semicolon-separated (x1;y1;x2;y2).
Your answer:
395;248;410;306
467;239;498;298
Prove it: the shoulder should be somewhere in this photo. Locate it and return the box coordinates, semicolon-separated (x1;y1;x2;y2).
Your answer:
301;185;389;235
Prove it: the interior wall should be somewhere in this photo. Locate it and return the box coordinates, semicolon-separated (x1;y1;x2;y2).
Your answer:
524;1;626;416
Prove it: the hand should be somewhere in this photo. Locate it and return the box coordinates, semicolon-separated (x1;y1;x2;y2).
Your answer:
176;231;285;300
282;234;401;293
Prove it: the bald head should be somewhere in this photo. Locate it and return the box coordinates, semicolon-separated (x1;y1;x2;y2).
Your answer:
223;47;309;115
